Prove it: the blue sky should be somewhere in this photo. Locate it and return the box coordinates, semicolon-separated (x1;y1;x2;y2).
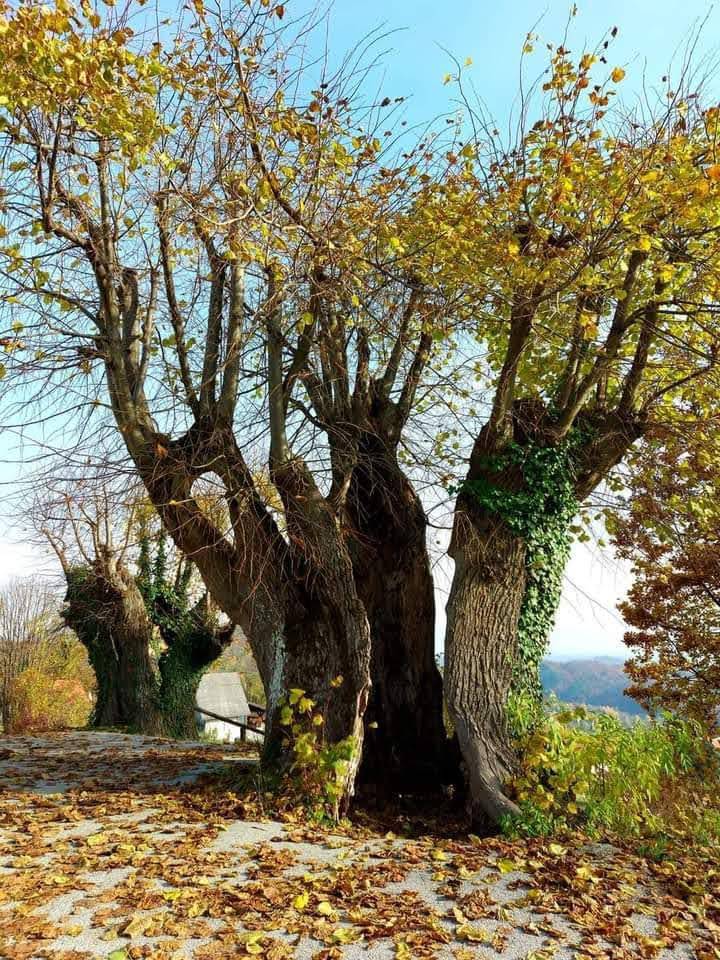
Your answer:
1;0;718;658
305;0;719;123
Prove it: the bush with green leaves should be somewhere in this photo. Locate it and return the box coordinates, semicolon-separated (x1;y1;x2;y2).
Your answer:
504;702;718;840
279;686;357;822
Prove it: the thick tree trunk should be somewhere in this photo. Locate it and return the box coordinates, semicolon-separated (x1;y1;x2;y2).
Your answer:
260;580;371;814
156;602;233;740
63;564;162;734
347;432;448;794
157;636;209;740
264;458;372;813
114;607;161;734
90;629;125;728
444;404;647;829
445;501;525;828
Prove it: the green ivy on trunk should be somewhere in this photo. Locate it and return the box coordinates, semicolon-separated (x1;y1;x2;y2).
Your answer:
459;430;584;701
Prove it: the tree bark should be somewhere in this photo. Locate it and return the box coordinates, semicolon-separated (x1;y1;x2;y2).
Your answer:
259;589;371;816
157;639;208;740
347;431;449;794
265;456;372;813
445;404;647;828
156;600;233;740
63;563;162;734
445;500;525;828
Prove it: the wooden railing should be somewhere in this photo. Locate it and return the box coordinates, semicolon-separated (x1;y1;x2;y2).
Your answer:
196;706;265;742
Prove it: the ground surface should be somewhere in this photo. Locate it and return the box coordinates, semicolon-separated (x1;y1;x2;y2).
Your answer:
0;732;717;960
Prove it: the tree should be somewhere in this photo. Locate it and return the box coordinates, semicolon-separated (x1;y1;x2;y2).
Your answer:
613;429;720;729
9;628;94;733
0;0;458;802
436;44;720;823
5;0;720;823
42;487;164;731
40;482;233;735
0;578;59;732
137;527;234;739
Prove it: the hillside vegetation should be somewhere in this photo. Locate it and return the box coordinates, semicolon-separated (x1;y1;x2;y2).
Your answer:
541;657;645;716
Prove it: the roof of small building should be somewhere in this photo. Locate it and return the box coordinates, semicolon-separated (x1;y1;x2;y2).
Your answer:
196;672;250;719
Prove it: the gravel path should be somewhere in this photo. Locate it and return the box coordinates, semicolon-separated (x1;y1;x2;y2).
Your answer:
0;731;715;959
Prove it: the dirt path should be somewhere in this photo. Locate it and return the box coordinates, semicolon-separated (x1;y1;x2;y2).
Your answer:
0;732;716;959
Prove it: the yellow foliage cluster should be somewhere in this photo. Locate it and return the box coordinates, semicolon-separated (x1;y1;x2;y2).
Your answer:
0;0;168;155
8;637;94;734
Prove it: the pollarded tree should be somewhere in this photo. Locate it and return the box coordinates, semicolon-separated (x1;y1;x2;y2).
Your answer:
431;44;720;823
612;429;720;730
41;484;163;731
168;6;456;792
40;483;234;735
137;529;234;739
0;0;460;802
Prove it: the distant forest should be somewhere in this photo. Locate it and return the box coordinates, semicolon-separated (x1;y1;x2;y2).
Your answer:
541;658;645;717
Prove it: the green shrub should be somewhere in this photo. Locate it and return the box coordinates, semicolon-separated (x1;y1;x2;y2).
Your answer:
278;687;357;823
504;703;718;841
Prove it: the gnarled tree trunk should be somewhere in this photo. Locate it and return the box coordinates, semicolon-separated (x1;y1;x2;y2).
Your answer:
265;456;372;813
63;562;161;734
445;401;647;828
259;601;371;816
347;431;448;794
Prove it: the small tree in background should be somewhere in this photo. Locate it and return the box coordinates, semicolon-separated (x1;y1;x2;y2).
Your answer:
39;479;234;736
0;579;59;732
613;430;720;730
10;630;94;733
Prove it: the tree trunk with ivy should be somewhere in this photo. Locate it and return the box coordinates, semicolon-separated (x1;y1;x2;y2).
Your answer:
445;401;579;827
446;400;645;826
445;490;526;828
63;562;162;733
156;605;234;740
139;540;235;740
347;430;449;795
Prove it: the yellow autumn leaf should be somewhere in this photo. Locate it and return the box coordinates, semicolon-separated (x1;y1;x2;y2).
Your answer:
86;832;109;846
332;926;360;944
240;932;265;955
456;923;492;943
293;890;309;910
611;67;626;82
121;913;151;937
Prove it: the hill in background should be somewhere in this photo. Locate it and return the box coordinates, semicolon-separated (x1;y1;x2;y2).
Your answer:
541;656;645;717
209;644;645;721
